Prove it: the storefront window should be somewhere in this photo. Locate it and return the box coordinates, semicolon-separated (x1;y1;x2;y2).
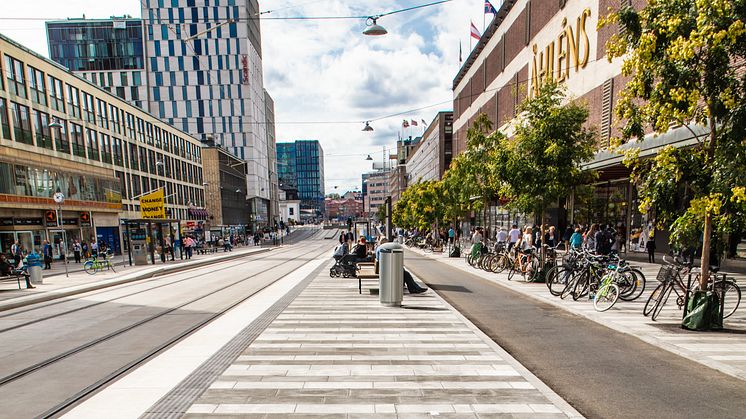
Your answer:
0;98;10;140
0;162;13;194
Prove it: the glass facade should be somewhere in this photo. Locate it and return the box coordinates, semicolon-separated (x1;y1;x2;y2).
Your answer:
276;140;325;216
47;20;144;71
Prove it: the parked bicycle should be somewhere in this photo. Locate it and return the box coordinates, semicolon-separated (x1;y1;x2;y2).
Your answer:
83;251;116;275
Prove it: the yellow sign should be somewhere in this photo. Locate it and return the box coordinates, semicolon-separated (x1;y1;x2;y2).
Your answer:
530;8;592;97
140;189;165;219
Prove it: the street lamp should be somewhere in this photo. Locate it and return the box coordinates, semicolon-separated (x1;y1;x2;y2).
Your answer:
363;17;388;36
362;121;374;131
365;155;373;161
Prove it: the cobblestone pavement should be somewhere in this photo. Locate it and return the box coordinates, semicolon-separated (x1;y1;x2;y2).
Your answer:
184;263;580;418
410;247;746;381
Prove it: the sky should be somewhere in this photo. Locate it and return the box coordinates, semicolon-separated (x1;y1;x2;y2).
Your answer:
0;0;495;196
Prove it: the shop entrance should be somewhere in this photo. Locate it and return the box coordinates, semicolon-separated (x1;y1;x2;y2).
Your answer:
0;231;35;254
49;230;67;260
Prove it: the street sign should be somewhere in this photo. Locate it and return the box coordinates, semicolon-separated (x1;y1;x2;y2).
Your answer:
45;210;58;227
53;192;65;204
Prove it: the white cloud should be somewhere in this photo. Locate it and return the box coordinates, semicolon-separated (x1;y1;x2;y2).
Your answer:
0;0;490;195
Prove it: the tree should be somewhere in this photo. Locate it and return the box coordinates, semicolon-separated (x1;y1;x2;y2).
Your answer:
392;181;445;232
602;1;746;287
326;193;341;199
495;81;596;264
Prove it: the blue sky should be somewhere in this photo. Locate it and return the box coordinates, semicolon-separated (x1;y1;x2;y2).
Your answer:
1;0;494;195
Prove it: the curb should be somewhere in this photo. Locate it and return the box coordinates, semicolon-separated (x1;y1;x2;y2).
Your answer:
0;248;273;313
407;247;746;382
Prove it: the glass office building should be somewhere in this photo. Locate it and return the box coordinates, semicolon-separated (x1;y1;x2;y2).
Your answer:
46;18;148;110
46;19;144;72
276;140;324;219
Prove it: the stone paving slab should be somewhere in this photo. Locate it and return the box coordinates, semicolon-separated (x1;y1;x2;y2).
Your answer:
408;247;746;381
183;264;581;418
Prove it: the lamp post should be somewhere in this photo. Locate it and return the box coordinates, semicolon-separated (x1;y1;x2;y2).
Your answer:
52;192;69;278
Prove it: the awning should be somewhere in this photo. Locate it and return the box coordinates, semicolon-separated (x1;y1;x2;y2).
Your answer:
188;208;209;219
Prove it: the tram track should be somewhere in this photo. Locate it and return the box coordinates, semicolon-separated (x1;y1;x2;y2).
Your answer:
0;233;335;418
0;227;322;322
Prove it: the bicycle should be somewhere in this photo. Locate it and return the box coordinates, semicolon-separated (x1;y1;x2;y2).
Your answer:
643;255;691;321
691;270;741;319
506;247;540;282
83;252;116;275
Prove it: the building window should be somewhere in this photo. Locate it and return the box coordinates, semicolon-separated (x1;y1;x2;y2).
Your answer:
110;104;121;134
53;119;70;154
129;142;138;169
126;113;136;139
0;99;10;140
139;146;148;172
70;123;85;157
82;92;95;124
34;110;53;150
100;133;112;164
5;55;26;99
112;137;123;166
27;66;47;106
97;99;109;129
48;75;65;112
67;85;81;119
10;101;32;145
136;118;145;143
86;129;100;161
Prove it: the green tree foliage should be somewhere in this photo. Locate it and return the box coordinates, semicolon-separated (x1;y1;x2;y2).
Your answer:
392;181;444;231
602;0;746;284
495;82;596;261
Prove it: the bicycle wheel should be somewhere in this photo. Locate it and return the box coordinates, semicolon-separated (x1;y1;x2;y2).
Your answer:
83;261;96;275
548;267;569;296
619;269;646;302
560;271;580;300
506;260;517;281
719;280;741;319
651;282;674;321
594;283;620;312
526;257;542;283
545;266;560;293
643;282;666;317
572;273;590;301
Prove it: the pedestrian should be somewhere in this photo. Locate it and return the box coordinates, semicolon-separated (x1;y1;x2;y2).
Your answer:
617;223;627;253
448;226;455;244
544;226;558;248
569;228;584;249
184;235;194;259
517;226;534;254
508;225;521;252
81;241;89;259
585;224;599;252
42;240;53;270
646;232;657;263
11;240;22;268
90;240;99;258
73;240;82;263
562;225;574;249
496;226;508;250
0;254;34;288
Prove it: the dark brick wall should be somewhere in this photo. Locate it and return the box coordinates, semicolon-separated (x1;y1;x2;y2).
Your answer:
485;39;503;88
530;0;559;39
575;84;603;146
505;7;527;67
497;83;514;126
473;63;486;96
481;93;498;127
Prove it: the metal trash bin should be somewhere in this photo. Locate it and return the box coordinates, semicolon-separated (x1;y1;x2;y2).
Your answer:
378;243;404;307
26;251;43;285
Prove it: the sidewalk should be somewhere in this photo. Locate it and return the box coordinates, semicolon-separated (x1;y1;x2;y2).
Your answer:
70;257;581;418
409;247;746;381
0;245;271;311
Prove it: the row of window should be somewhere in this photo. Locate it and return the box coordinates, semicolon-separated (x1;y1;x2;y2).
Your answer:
0;97;203;186
116;170;204;208
1;53;202;165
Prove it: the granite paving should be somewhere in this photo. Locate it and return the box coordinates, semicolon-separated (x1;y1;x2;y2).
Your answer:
184;264;579;418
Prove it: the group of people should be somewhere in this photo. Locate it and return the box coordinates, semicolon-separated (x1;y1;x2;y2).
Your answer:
333;231;428;294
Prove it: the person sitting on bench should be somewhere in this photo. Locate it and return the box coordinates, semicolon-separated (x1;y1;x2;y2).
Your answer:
350;237;371;263
0;254;34;289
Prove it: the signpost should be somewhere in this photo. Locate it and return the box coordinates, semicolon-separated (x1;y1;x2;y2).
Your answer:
53;192;69;278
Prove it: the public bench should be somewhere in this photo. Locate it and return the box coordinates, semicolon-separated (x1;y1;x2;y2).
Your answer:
0;269;29;289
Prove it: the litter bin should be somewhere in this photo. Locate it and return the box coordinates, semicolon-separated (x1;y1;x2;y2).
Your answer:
378;243;404;307
26;251;43;285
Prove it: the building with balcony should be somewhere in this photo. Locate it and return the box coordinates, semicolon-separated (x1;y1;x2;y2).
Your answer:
0;33;204;256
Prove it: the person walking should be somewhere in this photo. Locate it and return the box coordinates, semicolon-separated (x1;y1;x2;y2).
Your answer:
73;240;82;263
11;240;22;268
42;240;53;270
584;224;599;253
569;228;584;249
184;235;194;259
90;240;99;258
508;225;521;252
448;226;455;244
646;232;657;263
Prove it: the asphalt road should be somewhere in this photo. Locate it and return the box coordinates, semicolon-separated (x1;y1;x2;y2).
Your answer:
0;228;335;418
405;251;746;419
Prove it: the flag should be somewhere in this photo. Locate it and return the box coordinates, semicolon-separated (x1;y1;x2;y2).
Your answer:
470;22;481;40
411;120;418;127
484;0;497;14
402;120;409;128
459;41;463;63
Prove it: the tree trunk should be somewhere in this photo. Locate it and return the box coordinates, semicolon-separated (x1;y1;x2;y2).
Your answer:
699;114;718;289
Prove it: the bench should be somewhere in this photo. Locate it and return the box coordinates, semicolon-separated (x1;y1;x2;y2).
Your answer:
355;261;378;294
0;269;29;289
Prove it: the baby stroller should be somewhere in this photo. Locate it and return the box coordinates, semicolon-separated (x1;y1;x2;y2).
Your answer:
330;245;359;278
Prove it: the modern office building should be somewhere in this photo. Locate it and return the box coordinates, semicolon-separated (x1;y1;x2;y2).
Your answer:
276;140;325;219
406;111;454;184
0;33;205;257
46;17;148;111
264;89;279;225
140;0;272;212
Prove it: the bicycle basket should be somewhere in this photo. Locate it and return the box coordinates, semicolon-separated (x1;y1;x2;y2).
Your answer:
656;265;676;283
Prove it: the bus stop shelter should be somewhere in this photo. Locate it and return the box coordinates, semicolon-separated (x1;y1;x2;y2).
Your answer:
121;218;181;266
